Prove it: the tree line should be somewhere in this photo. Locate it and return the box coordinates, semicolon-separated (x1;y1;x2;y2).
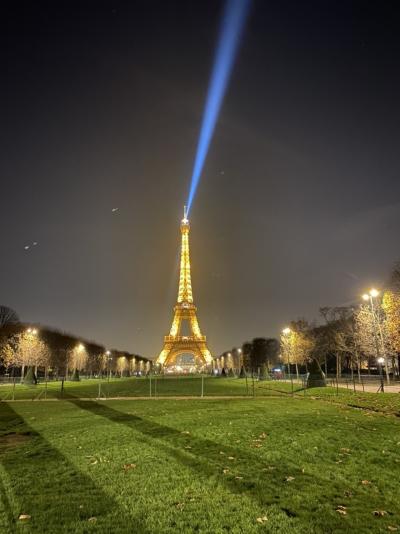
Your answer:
216;338;280;377
0;308;149;383
216;262;400;384
280;262;400;382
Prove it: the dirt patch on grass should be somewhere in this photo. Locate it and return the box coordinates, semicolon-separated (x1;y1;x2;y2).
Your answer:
0;432;31;449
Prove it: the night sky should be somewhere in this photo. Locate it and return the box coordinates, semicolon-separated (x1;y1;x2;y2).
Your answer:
2;1;400;358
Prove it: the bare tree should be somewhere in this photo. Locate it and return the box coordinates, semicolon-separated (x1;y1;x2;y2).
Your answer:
319;307;360;379
281;320;314;379
0;306;19;327
12;330;50;381
382;263;400;377
355;301;392;382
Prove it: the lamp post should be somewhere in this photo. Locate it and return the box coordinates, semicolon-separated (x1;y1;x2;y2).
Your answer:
282;328;292;381
377;356;385;392
106;350;111;382
362;288;390;384
72;343;85;381
23;327;38;383
237;348;242;375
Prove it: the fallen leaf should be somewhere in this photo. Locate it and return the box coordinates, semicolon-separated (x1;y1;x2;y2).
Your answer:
259;432;268;439
256;516;268;523
184;446;192;449
388;526;398;531
181;431;190;435
123;463;137;471
235;476;243;480
361;480;371;485
222;469;229;474
228;456;235;460
373;510;388;516
18;514;31;521
285;476;295;482
88;517;97;522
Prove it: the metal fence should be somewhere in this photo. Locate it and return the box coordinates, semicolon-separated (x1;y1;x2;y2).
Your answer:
0;373;398;401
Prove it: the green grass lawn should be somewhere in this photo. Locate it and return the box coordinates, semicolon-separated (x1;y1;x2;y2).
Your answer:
1;376;400;418
1;394;400;533
1;376;287;400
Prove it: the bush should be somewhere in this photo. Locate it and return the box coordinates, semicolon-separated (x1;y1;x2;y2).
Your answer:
71;369;80;382
259;364;269;380
306;359;326;388
24;366;37;385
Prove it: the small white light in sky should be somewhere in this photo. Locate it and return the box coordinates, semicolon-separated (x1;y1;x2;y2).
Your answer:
32;242;38;246
24;245;30;250
111;208;119;213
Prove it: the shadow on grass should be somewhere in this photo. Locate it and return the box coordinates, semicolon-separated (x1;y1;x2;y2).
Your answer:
0;402;149;533
68;399;315;514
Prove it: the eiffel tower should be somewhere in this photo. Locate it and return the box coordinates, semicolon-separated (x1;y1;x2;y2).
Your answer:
156;207;213;368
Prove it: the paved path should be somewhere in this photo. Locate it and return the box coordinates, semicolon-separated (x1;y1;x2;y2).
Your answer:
340;383;400;394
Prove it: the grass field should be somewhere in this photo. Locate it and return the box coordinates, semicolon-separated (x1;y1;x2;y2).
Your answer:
1;376;400;417
1;387;400;533
0;376;259;400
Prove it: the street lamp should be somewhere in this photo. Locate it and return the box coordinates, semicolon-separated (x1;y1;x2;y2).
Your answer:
106;351;112;381
377;357;385;392
361;288;389;384
26;328;38;335
237;348;243;372
282;328;292;380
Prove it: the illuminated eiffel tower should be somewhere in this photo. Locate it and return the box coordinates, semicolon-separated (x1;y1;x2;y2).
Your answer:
156;207;213;368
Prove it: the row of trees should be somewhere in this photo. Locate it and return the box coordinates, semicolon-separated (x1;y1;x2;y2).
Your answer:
216;337;280;376
0;309;149;383
280;263;400;382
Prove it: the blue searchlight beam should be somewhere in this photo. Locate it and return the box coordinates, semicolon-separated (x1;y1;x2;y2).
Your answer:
186;0;251;214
